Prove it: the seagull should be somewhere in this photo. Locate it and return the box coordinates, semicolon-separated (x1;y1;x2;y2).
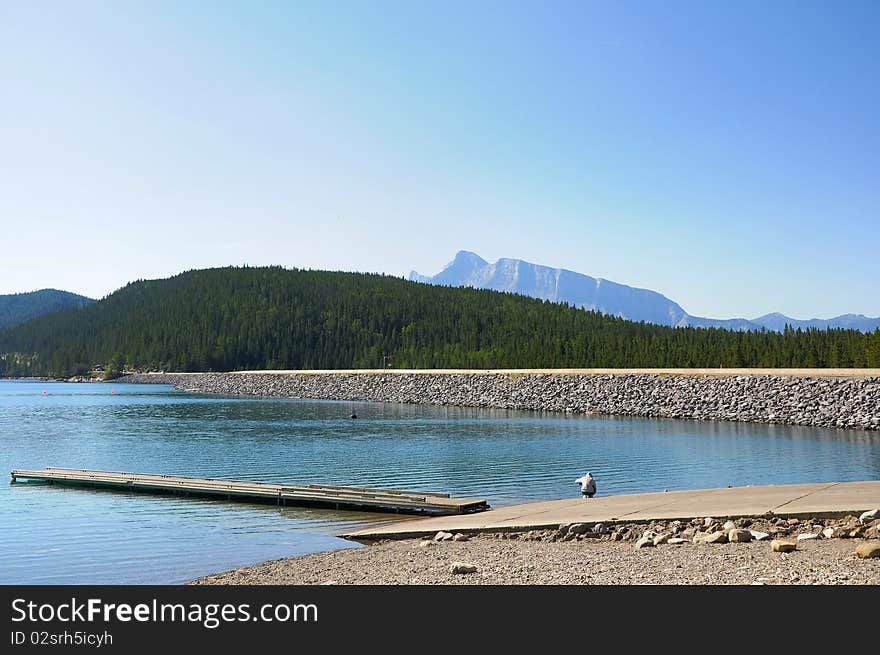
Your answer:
575;471;596;498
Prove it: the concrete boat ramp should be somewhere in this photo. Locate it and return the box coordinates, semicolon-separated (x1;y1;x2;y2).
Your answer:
342;480;880;541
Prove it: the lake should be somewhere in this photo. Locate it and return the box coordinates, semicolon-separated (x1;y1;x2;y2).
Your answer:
2;379;878;584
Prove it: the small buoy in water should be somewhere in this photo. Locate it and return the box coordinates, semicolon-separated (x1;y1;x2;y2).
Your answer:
110;389;116;395
42;390;47;396
350;413;358;419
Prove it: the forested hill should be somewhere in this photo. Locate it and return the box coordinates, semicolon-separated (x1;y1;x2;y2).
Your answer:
0;289;95;331
0;266;877;377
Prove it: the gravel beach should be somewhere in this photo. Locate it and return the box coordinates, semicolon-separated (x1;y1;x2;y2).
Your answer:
191;515;880;586
190;535;880;586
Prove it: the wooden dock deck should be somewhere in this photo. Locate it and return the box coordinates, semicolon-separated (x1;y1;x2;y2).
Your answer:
10;467;489;516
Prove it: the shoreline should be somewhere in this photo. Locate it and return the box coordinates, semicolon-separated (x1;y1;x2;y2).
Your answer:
190;513;880;585
118;369;880;431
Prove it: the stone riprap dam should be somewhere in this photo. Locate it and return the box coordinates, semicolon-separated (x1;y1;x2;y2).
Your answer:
118;369;880;431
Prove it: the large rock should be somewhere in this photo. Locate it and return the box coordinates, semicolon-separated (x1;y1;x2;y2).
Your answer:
434;531;454;542
749;530;770;541
728;529;753;543
450;562;478;574
722;520;737;531
636;536;655;548
667;537;688;545
771;539;797;553
694;531;727;544
653;533;670;546
859;509;880;524
822;528;836;539
830;522;858;538
855;542;880;559
568;523;591;535
452;533;470;542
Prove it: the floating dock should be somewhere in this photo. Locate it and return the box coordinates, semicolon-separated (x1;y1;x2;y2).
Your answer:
10;467;489;516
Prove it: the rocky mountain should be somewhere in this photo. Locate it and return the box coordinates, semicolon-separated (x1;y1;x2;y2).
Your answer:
0;289;95;331
751;312;880;333
410;251;880;332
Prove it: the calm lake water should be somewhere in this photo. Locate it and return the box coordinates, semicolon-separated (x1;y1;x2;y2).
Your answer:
2;379;879;584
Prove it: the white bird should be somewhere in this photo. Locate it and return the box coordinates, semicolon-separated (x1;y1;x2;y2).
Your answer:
575;472;596;498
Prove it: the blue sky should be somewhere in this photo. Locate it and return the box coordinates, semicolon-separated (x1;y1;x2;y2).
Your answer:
1;1;877;319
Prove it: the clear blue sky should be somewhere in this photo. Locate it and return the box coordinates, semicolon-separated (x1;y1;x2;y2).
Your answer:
1;1;877;319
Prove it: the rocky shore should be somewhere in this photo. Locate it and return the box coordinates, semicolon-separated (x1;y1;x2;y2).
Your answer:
120;370;880;431
191;512;880;586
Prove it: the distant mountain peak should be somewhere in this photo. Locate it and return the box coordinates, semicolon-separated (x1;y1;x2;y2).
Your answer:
410;250;491;287
408;270;431;283
410;251;880;333
452;250;488;266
